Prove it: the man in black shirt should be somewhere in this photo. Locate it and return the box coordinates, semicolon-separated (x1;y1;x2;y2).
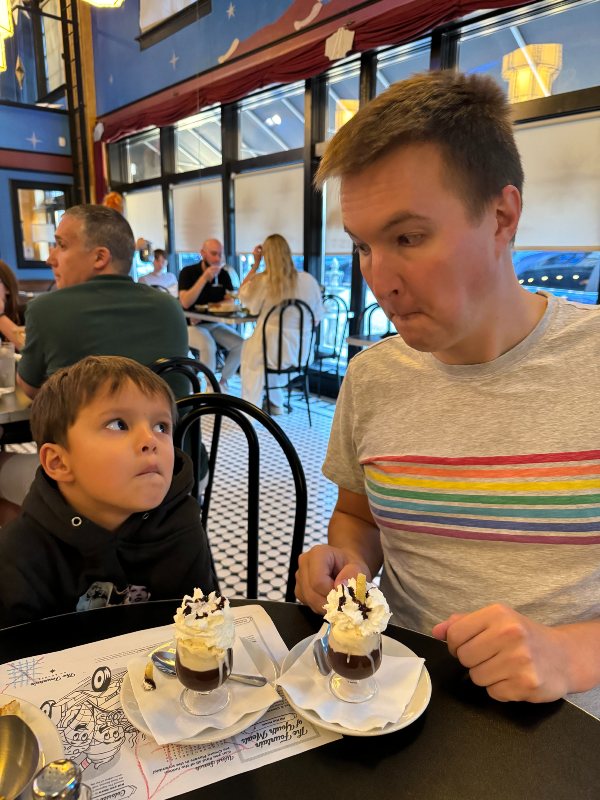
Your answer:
178;239;244;389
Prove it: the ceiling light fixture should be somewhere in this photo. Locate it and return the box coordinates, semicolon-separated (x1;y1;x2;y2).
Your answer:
81;0;125;8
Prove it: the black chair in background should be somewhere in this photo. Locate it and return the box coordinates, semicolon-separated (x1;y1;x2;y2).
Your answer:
312;294;348;396
147;357;221;530
357;302;392;337
174;393;307;601
262;299;316;426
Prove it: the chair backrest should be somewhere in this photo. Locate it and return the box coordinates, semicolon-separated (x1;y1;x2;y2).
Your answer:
174;393;307;602
322;294;349;357
358;302;391;336
262;299;316;375
149;284;170;293
147;358;221;526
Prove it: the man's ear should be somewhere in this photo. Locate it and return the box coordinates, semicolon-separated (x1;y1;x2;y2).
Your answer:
92;246;113;272
39;442;75;483
494;185;521;258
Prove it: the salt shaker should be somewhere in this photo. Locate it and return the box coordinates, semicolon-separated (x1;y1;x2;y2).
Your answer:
33;760;92;800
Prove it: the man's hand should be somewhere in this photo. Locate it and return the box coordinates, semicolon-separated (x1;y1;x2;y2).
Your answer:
295;545;370;615
204;264;221;282
433;604;572;703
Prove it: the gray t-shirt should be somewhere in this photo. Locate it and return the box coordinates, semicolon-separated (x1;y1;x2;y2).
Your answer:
323;292;600;715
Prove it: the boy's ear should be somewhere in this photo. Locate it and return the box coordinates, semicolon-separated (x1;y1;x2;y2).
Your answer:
39;442;75;483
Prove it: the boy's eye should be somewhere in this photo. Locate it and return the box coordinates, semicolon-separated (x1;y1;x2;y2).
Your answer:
106;419;127;431
153;421;170;434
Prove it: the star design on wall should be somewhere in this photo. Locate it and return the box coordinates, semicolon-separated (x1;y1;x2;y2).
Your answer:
169;51;179;69
226;2;235;18
27;132;41;149
109;75;113;83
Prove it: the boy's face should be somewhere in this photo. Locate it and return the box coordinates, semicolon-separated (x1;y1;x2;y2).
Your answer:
154;255;167;271
56;381;174;526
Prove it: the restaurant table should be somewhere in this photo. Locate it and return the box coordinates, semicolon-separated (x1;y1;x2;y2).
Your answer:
185;310;259;325
346;333;384;348
2;600;599;799
0;385;31;424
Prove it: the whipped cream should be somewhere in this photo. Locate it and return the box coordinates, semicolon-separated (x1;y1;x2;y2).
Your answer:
173;588;235;658
323;578;391;637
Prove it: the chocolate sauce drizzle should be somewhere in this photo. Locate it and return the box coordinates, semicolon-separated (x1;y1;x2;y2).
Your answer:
344;585;370;619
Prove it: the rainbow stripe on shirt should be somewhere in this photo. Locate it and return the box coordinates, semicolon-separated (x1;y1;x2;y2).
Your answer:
363;450;600;545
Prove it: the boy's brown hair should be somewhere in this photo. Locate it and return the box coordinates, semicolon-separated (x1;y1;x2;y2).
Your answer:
30;356;177;448
315;70;524;223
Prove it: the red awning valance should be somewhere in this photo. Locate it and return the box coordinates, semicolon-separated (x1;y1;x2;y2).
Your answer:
98;0;528;143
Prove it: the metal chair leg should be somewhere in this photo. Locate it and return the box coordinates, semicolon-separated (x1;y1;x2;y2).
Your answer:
304;371;312;427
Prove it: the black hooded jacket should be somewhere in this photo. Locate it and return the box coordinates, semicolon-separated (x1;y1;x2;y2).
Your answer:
0;449;217;629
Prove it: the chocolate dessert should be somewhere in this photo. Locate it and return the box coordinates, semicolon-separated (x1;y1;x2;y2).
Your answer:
175;647;233;692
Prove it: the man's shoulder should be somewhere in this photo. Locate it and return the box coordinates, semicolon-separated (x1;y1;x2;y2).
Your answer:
348;334;414;374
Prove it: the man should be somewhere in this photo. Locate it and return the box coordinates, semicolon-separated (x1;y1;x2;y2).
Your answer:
295;72;600;716
17;205;189;400
178;239;243;390
138;249;178;297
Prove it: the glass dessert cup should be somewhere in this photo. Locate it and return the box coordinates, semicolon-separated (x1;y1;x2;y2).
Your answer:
326;628;382;704
176;641;233;716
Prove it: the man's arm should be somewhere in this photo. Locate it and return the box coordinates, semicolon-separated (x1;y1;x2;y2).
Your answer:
433;604;600;703
16;373;39;399
179;265;221;309
295;487;383;614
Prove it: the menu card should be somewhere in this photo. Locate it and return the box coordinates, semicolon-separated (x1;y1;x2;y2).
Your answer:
0;606;341;798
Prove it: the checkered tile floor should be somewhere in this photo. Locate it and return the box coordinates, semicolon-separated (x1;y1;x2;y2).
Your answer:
9;378;337;603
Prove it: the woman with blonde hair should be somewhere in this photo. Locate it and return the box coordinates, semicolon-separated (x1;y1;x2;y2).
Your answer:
239;234;324;414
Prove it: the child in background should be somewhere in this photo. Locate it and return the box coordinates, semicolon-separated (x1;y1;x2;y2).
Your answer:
0;355;217;628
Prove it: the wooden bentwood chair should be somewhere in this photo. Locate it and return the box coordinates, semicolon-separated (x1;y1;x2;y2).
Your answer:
174;393;307;602
262;299;316;427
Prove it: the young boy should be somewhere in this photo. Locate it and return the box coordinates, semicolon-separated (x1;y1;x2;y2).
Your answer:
137;250;178;297
0;355;217;629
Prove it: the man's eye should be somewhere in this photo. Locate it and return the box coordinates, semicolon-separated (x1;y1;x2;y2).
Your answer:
153;422;170;434
398;234;423;246
106;419;127;431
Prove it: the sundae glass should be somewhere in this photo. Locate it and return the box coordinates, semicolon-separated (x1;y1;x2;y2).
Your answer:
323;574;391;703
173;589;235;715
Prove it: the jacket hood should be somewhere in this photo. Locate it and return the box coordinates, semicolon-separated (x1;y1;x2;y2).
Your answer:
21;448;194;556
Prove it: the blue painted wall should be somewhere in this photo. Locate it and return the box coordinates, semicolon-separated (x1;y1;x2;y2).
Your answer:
0;104;71;155
92;0;298;116
0;105;72;280
0;169;73;280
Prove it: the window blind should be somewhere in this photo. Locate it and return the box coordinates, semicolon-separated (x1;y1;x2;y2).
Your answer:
234;164;304;254
124;187;165;250
172;178;223;253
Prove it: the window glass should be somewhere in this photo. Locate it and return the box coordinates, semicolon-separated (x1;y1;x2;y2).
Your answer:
376;40;431;94
175;107;222;173
326;59;360;140
459;0;600;103
41;0;65;94
239;83;305;159
16;187;67;264
126;130;161;183
513;251;600;303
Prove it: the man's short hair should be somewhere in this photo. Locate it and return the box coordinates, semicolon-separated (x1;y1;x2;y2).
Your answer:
30;356;177;448
316;71;524;223
153;249;166;260
64;205;135;275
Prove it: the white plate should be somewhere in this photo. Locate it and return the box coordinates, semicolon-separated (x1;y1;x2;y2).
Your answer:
1;693;64;766
119;639;278;746
279;634;431;737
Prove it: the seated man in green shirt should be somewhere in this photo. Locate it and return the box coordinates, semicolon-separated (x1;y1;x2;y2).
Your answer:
17;205;189;398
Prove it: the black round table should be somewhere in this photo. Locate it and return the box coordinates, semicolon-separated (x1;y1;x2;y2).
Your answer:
2;600;599;799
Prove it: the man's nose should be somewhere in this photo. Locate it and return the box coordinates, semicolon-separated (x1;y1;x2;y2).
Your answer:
46;245;58;265
369;250;403;299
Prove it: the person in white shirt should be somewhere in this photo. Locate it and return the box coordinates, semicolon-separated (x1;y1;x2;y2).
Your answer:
238;234;324;415
138;250;178;297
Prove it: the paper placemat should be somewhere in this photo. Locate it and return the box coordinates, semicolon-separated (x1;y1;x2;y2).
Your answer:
0;605;341;799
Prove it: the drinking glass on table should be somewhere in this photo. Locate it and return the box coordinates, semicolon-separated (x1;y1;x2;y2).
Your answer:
326;626;382;703
0;341;15;394
175;640;233;715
